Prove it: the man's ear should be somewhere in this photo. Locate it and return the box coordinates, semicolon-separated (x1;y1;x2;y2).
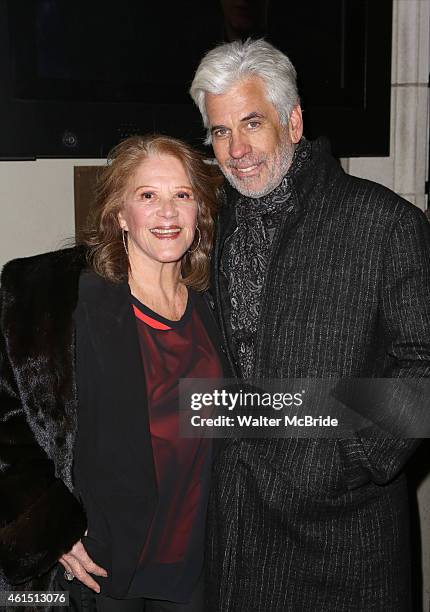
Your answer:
288;105;303;144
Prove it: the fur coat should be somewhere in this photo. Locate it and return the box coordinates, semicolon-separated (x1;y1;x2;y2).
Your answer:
0;248;88;608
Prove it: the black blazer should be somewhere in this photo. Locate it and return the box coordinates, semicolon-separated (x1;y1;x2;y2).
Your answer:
74;269;230;598
207;138;430;611
0;248;229;605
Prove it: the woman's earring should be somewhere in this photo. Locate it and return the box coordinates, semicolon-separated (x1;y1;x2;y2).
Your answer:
188;227;201;253
122;228;129;256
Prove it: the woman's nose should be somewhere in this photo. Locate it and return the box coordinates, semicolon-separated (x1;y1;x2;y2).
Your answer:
157;198;179;218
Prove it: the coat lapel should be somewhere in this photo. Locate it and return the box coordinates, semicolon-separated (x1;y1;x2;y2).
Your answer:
193;291;232;377
76;270;157;498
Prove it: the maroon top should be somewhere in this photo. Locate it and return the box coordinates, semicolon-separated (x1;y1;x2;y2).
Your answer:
127;290;223;602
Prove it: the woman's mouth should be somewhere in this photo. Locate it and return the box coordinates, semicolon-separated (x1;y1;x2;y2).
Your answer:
149;226;182;240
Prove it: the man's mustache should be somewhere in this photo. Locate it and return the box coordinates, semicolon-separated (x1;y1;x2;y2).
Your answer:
226;155;266;169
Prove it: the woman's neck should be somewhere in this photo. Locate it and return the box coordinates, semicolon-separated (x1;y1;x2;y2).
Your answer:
128;255;188;321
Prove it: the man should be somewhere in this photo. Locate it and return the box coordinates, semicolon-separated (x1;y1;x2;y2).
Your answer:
189;39;430;611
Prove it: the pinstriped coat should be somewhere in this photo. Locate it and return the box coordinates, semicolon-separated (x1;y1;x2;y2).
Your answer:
206;139;430;611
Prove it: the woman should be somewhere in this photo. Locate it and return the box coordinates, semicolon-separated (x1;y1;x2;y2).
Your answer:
0;135;228;611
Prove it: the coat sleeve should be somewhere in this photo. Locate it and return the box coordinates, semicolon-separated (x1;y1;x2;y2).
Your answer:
337;203;430;489
0;286;87;585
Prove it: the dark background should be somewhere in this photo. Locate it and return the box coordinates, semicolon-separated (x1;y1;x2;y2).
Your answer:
0;0;392;159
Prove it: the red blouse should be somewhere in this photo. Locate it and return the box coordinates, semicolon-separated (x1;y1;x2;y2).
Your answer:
127;290;223;602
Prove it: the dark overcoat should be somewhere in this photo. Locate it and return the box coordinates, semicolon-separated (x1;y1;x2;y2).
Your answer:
0;248;227;611
207;139;430;611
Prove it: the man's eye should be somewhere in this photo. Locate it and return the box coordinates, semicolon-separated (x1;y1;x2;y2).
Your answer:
213;128;229;138
248;121;260;129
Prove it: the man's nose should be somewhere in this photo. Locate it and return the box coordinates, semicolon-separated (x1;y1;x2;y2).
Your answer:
229;133;251;159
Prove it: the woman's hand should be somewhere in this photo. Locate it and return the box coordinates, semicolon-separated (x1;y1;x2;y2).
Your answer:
59;534;108;593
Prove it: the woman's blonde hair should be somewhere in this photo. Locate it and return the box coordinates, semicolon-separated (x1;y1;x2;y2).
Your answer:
82;134;222;291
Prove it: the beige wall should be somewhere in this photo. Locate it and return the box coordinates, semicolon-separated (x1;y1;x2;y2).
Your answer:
0;158;103;268
341;0;429;213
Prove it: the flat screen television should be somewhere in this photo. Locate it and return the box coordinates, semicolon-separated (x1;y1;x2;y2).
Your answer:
0;0;392;159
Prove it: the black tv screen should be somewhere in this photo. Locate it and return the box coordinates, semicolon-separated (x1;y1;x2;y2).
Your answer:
11;2;221;105
0;0;392;159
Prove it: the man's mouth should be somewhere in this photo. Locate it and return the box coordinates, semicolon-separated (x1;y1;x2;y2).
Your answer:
149;226;182;239
238;164;258;172
231;162;262;177
228;158;264;178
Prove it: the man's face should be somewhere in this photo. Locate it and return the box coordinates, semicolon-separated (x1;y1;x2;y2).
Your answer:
205;77;302;198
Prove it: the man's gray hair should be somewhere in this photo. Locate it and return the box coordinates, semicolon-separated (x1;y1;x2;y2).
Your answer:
189;38;299;144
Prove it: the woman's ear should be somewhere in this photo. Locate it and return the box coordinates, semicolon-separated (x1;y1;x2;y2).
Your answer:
117;210;128;232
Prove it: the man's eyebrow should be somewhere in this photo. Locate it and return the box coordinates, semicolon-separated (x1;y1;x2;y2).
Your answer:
241;112;265;122
210;124;227;134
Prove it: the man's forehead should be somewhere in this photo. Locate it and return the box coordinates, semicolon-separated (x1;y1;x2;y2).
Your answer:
205;78;277;123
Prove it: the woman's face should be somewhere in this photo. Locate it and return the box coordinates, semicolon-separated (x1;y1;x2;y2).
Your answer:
118;154;198;267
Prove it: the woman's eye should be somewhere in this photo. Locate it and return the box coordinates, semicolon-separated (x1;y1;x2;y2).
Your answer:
176;192;192;199
139;192;154;200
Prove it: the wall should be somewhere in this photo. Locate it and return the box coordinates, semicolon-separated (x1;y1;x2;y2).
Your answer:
0;3;428;268
341;0;429;212
0;158;103;268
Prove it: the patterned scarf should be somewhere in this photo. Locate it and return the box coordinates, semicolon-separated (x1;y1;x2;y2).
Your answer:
222;138;311;378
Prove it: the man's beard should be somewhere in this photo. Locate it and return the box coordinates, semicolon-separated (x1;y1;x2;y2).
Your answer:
220;133;295;198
